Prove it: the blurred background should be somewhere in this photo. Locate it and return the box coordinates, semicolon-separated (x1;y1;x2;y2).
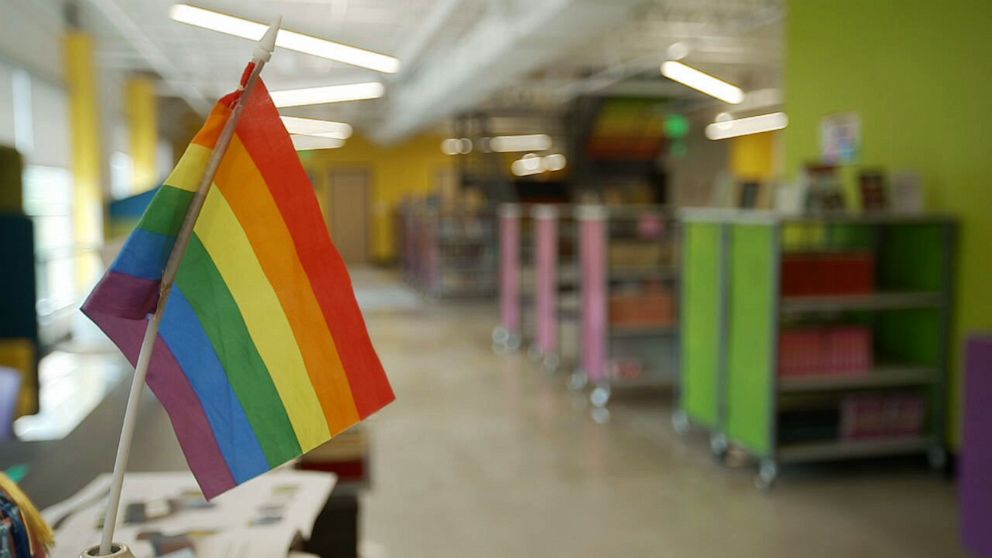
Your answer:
0;0;990;556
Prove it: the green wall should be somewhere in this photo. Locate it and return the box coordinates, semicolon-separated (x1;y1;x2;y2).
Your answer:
783;0;992;447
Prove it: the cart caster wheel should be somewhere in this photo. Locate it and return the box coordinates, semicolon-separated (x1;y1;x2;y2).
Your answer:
491;326;509;345
590;384;611;408
709;433;729;461
671;410;690;436
591;407;611;424
491;328;520;353
527;345;543;362
755;460;778;491
568;371;588;391
506;334;521;352
928;446;947;471
542;353;560;373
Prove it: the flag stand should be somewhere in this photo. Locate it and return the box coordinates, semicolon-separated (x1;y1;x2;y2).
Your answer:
81;17;281;558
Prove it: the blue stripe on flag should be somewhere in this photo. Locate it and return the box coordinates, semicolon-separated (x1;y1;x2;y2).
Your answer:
110;228;174;280
159;287;270;483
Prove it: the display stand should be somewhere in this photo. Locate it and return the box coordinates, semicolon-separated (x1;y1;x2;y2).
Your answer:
493;204;522;350
574;205;680;406
396;201;497;299
530;204;560;370
678;210;956;488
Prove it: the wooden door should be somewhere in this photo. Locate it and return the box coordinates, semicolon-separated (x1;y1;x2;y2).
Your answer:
326;167;371;264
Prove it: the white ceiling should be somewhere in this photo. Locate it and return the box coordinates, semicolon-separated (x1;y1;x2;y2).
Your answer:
77;0;783;141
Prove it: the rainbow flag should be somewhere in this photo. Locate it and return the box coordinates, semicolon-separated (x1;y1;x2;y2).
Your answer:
82;71;394;499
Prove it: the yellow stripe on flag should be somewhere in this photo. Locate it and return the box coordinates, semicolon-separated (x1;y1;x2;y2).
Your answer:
165;143;212;192
195;187;331;451
214;136;360;434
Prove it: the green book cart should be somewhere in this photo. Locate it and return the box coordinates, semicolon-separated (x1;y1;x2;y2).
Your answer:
679;210;956;488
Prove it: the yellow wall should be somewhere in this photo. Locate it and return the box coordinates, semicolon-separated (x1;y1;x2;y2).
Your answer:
64;31;103;290
125;76;158;194
729;131;776;181
302;133;453;262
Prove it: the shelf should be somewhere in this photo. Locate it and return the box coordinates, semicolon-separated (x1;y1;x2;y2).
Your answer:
608;324;676;337
782;247;874;255
778;365;937;393
606;377;673;389
781;291;943;313
608;266;678;280
778;436;934;464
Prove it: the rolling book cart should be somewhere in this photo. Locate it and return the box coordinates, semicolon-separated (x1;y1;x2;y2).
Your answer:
493;203;536;352
528;204;562;370
573;205;680;407
398;201;497;299
677;210;956;488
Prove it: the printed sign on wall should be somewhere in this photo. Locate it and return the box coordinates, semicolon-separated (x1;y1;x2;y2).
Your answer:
820;112;861;164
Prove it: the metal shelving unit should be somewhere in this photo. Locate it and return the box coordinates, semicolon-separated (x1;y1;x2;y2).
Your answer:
678;210;957;488
778;365;937;393
574;205;680;406
397;200;497;299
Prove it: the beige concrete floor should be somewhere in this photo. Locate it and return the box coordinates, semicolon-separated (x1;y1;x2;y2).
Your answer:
355;271;965;558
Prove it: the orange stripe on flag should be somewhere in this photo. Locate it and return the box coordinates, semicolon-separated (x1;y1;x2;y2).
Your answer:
234;82;394;418
213;136;360;434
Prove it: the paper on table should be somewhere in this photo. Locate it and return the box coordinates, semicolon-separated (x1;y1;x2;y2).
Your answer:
44;470;335;558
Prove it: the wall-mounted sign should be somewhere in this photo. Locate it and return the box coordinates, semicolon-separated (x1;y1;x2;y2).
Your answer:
820;112;860;164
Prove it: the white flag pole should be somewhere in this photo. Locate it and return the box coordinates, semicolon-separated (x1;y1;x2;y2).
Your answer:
89;17;281;558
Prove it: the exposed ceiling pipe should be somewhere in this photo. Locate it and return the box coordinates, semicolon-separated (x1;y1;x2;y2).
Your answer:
371;0;644;143
392;0;465;76
84;0;212;115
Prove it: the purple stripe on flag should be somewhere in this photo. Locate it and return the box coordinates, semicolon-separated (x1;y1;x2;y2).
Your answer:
82;270;160;320
81;307;237;499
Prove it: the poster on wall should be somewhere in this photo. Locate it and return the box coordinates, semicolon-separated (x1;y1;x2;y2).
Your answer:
820;112;861;164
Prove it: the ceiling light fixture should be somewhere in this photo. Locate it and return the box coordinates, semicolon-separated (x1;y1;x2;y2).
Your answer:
661;61;743;104
280;116;353;139
440;138;472;155
544;153;567;172
490;134;552;153
510;153;567;176
291;135;346;151
169;4;400;73
705;112;788;140
270;82;384;107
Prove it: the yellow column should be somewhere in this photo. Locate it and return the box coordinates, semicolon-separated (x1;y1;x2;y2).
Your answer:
64;31;103;290
126;75;158;193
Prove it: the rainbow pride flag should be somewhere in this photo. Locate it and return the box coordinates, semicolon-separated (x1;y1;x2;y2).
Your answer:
82;71;394;499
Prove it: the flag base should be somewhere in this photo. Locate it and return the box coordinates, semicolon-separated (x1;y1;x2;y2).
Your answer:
80;543;135;557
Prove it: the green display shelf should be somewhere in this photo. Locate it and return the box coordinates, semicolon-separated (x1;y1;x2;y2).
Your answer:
678;210;956;487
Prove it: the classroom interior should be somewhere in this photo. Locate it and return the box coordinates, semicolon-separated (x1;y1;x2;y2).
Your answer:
0;0;991;557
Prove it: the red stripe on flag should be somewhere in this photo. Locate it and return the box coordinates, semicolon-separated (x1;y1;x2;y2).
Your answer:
233;80;394;418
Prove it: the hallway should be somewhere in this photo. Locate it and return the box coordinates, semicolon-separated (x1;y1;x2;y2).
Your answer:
355;270;962;558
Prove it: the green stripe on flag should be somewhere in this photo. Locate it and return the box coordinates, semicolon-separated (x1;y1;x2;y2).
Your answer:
176;236;302;466
137;185;194;236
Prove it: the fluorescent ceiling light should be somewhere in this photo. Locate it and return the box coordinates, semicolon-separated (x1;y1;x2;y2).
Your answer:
705;112;788;140
280;116;352;139
291;135;345;150
490;134;552;153
511;153;567;176
440;138;472;155
661;61;743;104
544;153;567;172
170;4;400;73
270;83;384;107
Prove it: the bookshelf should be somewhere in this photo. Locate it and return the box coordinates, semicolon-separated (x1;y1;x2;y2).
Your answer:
574;205;680;406
677;210;956;488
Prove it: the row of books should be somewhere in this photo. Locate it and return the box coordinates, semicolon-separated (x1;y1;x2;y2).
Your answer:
840;393;927;440
608;286;675;327
779;326;873;376
781;251;875;296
